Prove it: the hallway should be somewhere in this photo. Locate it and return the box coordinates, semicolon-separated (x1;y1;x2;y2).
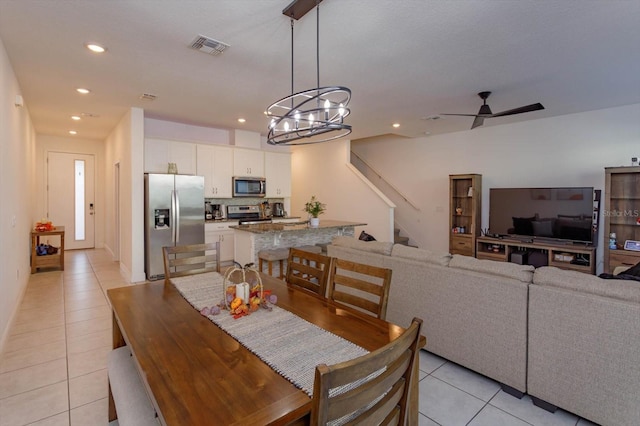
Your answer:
0;250;128;425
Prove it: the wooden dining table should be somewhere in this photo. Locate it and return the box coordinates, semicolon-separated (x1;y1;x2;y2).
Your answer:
107;272;424;425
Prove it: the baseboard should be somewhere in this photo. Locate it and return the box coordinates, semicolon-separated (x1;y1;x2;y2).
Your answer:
0;275;30;355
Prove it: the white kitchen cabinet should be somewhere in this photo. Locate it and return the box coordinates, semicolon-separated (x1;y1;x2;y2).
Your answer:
233;148;264;177
144;138;197;175
196;145;233;198
265;151;292;198
205;221;238;264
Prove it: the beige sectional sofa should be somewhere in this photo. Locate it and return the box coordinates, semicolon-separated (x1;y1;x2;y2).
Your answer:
327;237;533;395
327;236;640;426
528;267;640;426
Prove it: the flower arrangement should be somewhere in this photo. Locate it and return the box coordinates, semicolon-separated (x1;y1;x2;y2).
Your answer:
303;195;326;218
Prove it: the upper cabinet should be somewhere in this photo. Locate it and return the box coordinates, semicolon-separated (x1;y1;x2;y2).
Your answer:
265;152;292;198
196;145;233;198
233;148;264;177
144;138;197;175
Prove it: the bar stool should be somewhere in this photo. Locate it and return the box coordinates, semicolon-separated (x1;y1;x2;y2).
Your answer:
296;245;322;254
315;243;329;254
258;248;290;279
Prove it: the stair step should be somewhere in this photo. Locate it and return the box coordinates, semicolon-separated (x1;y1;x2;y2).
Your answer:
394;235;410;245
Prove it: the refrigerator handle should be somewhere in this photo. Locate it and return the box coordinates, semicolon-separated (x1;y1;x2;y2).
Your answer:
175;190;181;243
170;190;176;244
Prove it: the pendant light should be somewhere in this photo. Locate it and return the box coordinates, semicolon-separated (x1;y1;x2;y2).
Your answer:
266;0;351;145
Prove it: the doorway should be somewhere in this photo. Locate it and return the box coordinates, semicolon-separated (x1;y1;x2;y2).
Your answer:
114;162;120;261
47;152;96;250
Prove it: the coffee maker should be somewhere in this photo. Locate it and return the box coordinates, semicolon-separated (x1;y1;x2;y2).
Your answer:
212;204;223;219
272;202;285;217
204;202;223;220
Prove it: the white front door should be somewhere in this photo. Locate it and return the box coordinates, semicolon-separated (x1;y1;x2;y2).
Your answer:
47;152;96;250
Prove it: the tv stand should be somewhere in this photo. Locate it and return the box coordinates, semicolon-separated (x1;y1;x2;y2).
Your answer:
476;236;596;274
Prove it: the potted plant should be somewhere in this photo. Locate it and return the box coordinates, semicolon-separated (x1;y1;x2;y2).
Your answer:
304;195;325;227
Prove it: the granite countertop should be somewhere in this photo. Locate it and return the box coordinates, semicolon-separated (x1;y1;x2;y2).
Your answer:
230;220;366;234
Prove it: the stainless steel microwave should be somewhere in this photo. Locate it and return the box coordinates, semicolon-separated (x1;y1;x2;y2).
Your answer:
232;176;266;197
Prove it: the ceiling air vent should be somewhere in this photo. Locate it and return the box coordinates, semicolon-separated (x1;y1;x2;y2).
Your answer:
139;93;157;101
190;35;230;56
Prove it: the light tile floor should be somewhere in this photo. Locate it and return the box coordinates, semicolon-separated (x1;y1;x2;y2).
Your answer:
0;249;599;426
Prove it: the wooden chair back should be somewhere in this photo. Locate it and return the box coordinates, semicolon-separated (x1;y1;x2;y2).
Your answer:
327;258;392;320
311;317;423;425
285;248;333;297
162;242;220;280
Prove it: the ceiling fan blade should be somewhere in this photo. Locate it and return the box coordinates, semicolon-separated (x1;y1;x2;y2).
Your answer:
440;113;481;117
491;103;544;118
471;116;484;129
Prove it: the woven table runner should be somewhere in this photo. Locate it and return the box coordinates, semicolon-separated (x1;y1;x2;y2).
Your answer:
171;272;369;397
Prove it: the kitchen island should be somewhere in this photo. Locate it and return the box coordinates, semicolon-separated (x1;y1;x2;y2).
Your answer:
232;220;366;270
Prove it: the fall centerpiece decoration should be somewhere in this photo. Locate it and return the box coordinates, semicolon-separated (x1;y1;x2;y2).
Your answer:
34;219;54;232
304;195;326;227
199;262;277;319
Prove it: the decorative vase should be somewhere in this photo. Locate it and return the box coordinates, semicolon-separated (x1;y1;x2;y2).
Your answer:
309;217;320;227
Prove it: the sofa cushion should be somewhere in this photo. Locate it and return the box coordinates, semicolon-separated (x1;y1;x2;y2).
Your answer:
391;244;452;267
534;267;640;303
331;236;394;256
449;254;535;283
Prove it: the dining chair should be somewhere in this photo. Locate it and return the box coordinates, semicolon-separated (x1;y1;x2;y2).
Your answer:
162;242;220;280
311;317;423;425
285;247;333;297
327;258;393;320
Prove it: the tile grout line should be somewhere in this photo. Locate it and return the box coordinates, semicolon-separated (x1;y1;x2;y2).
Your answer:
62;259;72;425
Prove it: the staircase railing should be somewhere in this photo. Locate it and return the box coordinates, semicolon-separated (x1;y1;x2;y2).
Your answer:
351;151;421;211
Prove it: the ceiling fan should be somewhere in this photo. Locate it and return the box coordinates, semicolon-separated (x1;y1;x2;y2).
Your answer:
441;91;544;129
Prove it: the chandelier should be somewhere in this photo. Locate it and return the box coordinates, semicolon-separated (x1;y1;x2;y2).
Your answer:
266;0;351;146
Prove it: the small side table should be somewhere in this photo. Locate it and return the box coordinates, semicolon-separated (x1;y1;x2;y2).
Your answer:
31;226;65;273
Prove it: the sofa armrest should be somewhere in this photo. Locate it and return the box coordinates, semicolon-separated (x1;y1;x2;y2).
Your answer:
528;284;640;426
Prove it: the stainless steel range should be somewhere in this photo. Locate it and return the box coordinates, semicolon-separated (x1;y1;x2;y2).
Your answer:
226;205;272;225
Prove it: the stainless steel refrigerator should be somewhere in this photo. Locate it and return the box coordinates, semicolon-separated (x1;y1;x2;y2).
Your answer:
144;173;205;280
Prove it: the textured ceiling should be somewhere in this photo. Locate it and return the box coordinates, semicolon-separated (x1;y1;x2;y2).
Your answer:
0;0;639;141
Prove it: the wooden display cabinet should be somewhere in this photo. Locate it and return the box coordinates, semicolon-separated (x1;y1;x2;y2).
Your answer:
603;166;640;273
449;174;482;256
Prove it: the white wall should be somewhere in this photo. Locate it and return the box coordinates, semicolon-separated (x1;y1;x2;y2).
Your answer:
104;108;145;282
352;103;640;273
0;37;37;352
291;140;394;241
34;135;106;249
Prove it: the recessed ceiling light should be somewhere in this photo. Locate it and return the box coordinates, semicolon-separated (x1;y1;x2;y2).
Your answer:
69;130;77;135
71;115;81;121
76;88;91;94
85;43;106;53
392;123;400;128
238;118;246;123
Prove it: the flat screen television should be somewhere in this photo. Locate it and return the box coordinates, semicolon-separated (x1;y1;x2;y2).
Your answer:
489;187;595;245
